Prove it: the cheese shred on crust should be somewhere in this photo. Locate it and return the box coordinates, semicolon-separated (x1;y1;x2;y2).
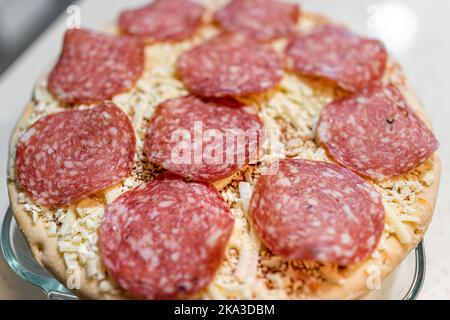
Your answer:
7;7;440;300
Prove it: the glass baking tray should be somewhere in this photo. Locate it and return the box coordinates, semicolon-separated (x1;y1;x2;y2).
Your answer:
1;207;425;300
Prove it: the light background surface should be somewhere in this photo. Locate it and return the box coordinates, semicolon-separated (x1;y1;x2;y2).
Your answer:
0;0;448;299
0;0;74;74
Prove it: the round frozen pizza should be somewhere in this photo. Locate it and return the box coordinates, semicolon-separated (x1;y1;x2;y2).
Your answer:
8;0;440;300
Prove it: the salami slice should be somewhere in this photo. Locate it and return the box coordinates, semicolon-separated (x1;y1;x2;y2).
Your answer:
99;173;234;299
214;0;300;42
48;29;144;104
251;159;385;266
118;0;205;42
15;103;136;207
316;84;439;180
285;25;388;92
177;34;283;97
144;95;264;182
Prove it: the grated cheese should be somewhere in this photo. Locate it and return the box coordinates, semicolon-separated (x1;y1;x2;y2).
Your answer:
238;182;252;213
385;205;412;244
103;184;125;204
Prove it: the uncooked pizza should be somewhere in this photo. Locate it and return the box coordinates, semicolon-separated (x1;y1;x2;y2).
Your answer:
8;0;440;300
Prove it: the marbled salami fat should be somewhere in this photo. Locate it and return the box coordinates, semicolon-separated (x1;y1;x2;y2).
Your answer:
99;173;234;299
118;0;205;42
15;103;136;207
48;29;144;104
285;25;387;92
144;96;264;182
214;0;300;42
250;159;385;266
316;84;439;180
177;34;283;97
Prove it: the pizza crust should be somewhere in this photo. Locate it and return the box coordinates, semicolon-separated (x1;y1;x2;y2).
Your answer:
7;8;440;300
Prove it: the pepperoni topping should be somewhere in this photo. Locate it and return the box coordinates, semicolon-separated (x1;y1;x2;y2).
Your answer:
285;25;388;92
99;173;234;299
316;84;439;180
48;29;144;104
144;96;264;182
15;103;136;207
214;0;300;42
251;159;385;266
177;34;283;97
118;0;205;42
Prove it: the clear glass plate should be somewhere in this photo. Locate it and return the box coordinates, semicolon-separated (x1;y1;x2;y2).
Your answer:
1;208;425;300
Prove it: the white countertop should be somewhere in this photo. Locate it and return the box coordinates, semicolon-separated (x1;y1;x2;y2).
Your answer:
0;0;448;299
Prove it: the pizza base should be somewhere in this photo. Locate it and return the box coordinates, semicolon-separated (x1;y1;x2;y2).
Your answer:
7;9;440;300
